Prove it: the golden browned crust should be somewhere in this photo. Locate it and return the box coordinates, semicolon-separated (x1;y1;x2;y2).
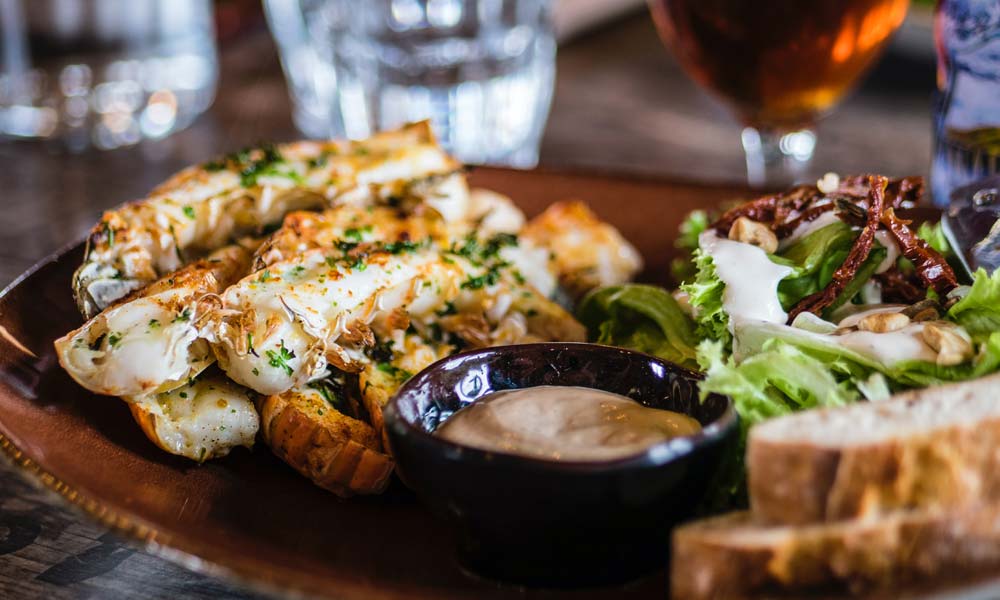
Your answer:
748;386;1000;525
671;506;1000;600
257;390;393;497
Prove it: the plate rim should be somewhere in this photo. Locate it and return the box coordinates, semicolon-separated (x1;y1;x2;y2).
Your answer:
0;165;750;599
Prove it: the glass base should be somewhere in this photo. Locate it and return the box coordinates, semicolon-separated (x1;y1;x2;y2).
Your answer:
741;127;817;188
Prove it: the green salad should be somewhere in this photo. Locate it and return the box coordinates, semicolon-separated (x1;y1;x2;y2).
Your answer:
576;175;1000;508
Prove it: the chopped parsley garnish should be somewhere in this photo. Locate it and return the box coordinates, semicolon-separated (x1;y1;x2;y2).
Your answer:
482;232;518;258
448;233;517;290
382;239;425;254
148;319;160;329
179;392;188;399
461;265;505;290
107;332;123;348
343;225;373;241
306;149;335;169
290;265;306;277
202;144;304;188
265;340;296;376
308;380;343;408
172;308;192;323
182;205;196;219
335;240;359;253
103;222;115;248
252;367;260;376
257;269;272;283
436;301;457;317
247;333;258;357
449;232;518;265
377;362;413;381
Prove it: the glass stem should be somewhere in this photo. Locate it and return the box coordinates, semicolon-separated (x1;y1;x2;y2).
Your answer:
741;126;817;188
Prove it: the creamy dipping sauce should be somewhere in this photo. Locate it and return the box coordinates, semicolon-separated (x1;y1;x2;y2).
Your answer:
434;386;702;462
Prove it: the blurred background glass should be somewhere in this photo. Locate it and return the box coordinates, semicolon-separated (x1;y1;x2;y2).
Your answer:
931;0;1000;207
648;0;910;187
264;0;555;167
0;0;217;151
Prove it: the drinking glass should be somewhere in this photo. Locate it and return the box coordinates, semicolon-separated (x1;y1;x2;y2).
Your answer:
264;0;555;168
0;0;218;151
648;0;910;187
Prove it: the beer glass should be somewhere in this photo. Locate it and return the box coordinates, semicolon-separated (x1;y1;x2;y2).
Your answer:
648;0;909;186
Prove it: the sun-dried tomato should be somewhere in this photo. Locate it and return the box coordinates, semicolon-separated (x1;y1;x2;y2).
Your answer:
874;269;926;304
880;208;958;295
787;175;888;322
711;185;817;236
773;201;838;238
711;175;922;240
838;175;922;209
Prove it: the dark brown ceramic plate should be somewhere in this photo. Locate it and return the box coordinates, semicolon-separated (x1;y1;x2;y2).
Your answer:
0;168;839;599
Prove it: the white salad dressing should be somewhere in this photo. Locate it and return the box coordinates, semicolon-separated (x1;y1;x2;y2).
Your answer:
837;325;937;365
833;306;938;364
779;209;841;249
780;305;938;365
699;231;794;328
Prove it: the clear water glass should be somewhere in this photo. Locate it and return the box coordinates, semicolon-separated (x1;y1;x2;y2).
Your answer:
264;0;555;167
0;0;217;151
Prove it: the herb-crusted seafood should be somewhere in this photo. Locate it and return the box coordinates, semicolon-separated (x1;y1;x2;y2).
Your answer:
73;121;461;318
55;122;639;496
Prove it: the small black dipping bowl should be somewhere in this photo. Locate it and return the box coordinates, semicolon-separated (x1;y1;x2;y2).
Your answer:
384;343;737;587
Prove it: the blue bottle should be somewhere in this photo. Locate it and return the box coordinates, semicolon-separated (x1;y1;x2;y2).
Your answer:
931;0;1000;207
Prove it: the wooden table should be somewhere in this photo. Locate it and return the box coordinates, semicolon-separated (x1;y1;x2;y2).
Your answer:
0;12;935;599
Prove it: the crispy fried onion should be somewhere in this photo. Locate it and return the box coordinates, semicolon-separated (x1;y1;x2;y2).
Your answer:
880;208;958;295
711;175;923;239
786;175;888;322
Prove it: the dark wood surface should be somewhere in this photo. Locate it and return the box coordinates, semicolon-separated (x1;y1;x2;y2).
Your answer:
0;11;935;600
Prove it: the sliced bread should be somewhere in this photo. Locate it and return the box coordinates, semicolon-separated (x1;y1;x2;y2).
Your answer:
747;372;1000;525
671;504;1000;600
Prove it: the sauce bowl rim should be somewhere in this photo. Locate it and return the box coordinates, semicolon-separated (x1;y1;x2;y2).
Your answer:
385;342;738;474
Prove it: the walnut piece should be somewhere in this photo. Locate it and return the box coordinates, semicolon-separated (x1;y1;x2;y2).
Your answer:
728;217;778;254
922;322;973;366
858;311;911;333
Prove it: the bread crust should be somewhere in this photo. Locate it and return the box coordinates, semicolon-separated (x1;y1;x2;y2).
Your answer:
671;506;1000;599
748;376;1000;524
258;389;393;497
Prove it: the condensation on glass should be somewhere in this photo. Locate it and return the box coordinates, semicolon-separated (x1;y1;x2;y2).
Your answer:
0;0;217;151
264;0;555;168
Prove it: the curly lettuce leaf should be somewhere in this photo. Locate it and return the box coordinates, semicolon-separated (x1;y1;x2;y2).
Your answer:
680;249;731;349
917;221;951;256
736;317;1000;389
700;338;858;425
948;268;1000;341
576;284;699;370
671;210;710;284
696;338;859;509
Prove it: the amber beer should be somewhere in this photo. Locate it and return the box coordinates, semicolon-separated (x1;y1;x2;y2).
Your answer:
649;0;909;129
